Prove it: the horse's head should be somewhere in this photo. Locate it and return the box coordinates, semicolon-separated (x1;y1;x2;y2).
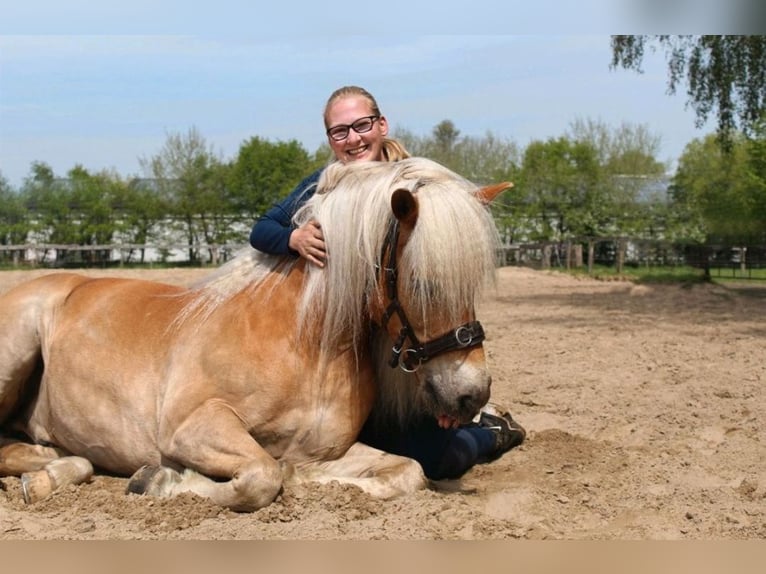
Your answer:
369;172;511;427
294;158;509;425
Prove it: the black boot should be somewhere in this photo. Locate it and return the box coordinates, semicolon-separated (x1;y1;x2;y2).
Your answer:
476;409;526;463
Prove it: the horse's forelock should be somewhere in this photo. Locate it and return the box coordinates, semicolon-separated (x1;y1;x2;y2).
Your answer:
401;176;501;327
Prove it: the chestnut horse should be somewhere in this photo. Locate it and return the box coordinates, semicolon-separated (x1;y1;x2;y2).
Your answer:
0;158;508;511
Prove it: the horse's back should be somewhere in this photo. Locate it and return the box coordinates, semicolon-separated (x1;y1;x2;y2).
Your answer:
0;271;93;307
0;272;155;375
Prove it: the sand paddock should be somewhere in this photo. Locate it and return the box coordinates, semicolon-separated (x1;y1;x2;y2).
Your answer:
1;265;763;539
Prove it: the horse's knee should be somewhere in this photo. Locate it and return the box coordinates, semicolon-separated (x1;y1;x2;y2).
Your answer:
230;458;283;511
385;456;429;496
0;441;61;475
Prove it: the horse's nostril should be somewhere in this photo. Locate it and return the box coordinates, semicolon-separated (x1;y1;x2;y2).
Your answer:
459;393;482;416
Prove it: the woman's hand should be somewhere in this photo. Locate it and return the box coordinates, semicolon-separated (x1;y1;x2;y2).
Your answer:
289;220;326;267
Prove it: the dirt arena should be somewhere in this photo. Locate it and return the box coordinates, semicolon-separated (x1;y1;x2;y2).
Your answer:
0;265;763;540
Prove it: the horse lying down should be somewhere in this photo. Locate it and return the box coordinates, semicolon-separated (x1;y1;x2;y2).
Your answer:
0;157;509;511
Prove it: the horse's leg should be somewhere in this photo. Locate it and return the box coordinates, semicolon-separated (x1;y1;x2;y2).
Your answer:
0;440;94;503
127;400;283;512
289;442;428;498
0;275;96;504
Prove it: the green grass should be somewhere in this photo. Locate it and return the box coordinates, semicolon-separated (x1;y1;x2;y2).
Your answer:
565;264;766;284
567;264;707;284
707;266;766;281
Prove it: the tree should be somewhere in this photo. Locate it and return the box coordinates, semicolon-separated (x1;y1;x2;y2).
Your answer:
228;136;319;220
518;137;608;249
671;131;765;246
118;177;168;263
432;119;461;158
394;123;521;244
0;173;29;264
568;118;669;246
610;36;766;145
66;165;123;265
140;127;226;263
21;161;76;262
568;117;667;175
744;118;766;236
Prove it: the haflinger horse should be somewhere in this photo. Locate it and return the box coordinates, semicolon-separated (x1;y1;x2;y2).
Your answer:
0;157;510;511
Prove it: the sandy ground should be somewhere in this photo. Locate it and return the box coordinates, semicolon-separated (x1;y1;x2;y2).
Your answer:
0;265;764;540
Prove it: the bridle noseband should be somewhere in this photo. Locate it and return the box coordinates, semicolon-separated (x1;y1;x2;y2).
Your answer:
377;219;485;372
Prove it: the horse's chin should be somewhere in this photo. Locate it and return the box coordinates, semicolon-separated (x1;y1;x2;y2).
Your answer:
424;376;487;428
436;413;474;429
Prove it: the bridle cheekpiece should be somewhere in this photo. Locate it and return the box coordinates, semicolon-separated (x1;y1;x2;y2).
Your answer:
377;218;485;372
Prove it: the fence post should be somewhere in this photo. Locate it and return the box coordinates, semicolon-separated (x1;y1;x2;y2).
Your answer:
541;243;551;269
616;238;626;274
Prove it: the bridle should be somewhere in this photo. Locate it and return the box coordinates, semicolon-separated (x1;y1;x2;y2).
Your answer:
377;218;485;373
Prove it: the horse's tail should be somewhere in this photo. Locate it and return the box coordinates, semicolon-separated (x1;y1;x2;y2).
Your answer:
0;273;90;426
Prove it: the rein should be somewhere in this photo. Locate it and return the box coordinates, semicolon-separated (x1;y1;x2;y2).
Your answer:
377;219;485;373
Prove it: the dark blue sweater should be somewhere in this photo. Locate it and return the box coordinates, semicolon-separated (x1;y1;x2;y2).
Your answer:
249;168;324;255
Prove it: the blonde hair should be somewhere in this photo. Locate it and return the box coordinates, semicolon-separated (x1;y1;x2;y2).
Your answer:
324;85;410;163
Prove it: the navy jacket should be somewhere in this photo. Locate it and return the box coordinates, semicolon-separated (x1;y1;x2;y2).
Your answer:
249;168;324;255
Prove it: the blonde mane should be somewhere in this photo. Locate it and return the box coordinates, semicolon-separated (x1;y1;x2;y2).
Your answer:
180;158;501;364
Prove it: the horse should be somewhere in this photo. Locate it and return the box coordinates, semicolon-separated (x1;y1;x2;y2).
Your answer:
0;157;509;511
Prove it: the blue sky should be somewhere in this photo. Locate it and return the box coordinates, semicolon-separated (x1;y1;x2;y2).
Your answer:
2;3;755;189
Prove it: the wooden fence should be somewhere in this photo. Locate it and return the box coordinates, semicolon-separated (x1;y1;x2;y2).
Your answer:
2;241;765;279
0;244;249;267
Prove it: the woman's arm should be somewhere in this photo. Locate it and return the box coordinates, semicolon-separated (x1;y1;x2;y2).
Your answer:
249;168;323;255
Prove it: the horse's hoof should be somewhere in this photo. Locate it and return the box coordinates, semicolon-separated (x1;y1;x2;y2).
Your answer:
126;465;181;496
21;470;53;504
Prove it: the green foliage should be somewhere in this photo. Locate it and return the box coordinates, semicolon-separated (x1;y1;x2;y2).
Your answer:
140;127;232;262
0;173;29;255
518;137;608;240
568;117;667;176
671;130;766;244
227;136;320;219
394;124;521;243
118;177;168;263
21;161;74;245
744;118;766;234
611;35;766;147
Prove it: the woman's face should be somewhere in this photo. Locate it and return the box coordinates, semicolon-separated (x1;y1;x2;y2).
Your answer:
325;96;389;163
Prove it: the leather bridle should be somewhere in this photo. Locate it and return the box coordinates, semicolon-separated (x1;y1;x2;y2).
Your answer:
377;218;486;373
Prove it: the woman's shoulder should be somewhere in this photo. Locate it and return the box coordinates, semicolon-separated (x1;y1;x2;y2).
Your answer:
299;167;325;187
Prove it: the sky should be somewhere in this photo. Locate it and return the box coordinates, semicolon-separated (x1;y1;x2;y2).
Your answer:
1;2;760;190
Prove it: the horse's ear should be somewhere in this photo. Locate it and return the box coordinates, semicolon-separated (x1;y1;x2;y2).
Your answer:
391;188;419;228
475;182;513;205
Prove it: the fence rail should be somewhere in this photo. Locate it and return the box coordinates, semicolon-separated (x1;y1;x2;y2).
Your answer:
1;241;765;279
0;243;250;266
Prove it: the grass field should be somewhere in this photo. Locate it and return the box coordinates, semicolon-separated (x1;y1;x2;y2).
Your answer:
567;264;766;284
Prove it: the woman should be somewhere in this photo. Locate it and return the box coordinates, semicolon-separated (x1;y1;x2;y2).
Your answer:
250;85;525;480
250;85;408;268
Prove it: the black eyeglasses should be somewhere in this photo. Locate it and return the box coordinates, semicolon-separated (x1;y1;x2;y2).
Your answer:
326;115;380;141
